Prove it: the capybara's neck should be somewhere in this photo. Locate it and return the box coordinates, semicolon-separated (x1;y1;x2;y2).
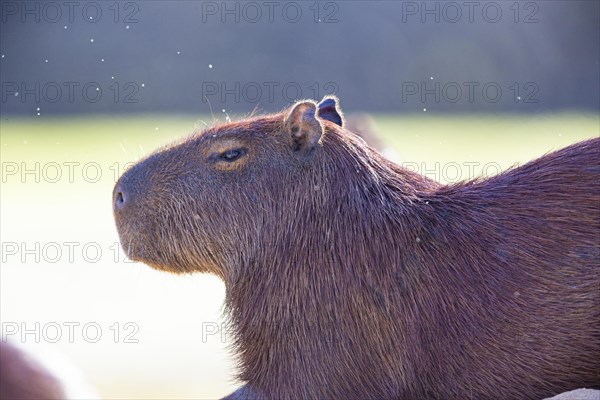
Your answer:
224;130;444;396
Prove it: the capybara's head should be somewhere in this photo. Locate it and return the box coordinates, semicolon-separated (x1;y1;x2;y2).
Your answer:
113;97;385;278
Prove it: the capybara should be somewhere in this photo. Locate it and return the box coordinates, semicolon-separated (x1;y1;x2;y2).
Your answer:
0;341;66;400
113;96;600;400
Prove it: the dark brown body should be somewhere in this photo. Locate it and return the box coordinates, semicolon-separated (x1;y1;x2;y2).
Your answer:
113;97;600;400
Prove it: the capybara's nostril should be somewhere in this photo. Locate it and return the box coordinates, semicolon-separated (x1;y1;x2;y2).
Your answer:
113;186;127;211
115;191;125;207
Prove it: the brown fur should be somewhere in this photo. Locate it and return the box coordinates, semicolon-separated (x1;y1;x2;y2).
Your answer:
0;342;66;400
113;97;600;400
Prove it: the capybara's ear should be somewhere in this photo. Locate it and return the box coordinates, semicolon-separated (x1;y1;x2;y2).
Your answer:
317;95;344;127
285;100;324;153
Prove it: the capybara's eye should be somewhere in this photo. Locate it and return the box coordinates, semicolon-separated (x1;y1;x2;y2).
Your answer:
219;148;246;162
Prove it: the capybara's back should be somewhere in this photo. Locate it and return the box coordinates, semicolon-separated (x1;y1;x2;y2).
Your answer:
404;137;600;399
113;96;599;400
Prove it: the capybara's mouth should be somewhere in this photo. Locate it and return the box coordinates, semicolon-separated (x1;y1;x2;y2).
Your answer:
114;224;145;263
118;236;140;262
112;166;160;268
114;217;203;274
117;231;178;272
113;204;159;267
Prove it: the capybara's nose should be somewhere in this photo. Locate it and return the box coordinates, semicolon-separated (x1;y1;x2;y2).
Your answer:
114;189;126;209
113;182;128;211
114;157;153;214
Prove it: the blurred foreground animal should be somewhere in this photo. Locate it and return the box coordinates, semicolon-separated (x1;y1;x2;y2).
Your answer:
0;341;96;400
